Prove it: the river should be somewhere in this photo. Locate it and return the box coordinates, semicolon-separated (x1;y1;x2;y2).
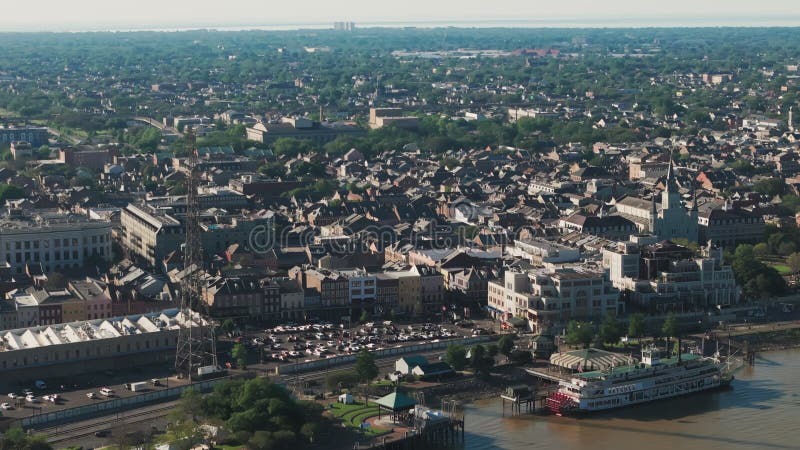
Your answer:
463;349;800;450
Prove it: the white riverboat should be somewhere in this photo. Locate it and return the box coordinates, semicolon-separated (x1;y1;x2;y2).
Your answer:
546;348;734;415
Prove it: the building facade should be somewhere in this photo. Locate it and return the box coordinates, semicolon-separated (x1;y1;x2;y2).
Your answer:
488;268;621;333
0;209;112;275
602;239;740;313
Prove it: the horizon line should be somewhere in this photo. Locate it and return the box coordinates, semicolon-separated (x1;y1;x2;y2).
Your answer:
1;15;800;33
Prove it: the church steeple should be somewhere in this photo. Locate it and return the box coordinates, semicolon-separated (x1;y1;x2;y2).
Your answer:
662;150;682;211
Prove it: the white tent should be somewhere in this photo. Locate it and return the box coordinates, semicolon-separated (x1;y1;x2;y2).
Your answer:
338;393;354;405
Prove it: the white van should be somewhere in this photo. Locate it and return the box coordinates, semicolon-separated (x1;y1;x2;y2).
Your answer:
99;387;115;397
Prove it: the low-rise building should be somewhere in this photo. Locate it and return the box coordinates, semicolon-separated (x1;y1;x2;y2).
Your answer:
0;309;198;382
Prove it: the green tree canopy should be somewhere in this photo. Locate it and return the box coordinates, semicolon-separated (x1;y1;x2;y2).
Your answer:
599;313;622;345
565;321;595;348
445;344;468;371
628;313;645;339
497;335;515;357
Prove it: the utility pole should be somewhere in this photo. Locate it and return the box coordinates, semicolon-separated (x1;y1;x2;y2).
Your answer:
174;129;218;382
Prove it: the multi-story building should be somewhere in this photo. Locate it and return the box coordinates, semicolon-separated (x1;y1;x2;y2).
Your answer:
277;278;305;321
290;266;350;321
602;239;740;313
508;237;580;264
120;204;183;269
381;270;421;316
0;208;112;275
4;279;111;329
9;141;34;160
445;267;492;308
413;265;445;317
488;268;621;333
199;273;283;321
338;268;376;317
247;117;366;145
0;125;48;147
70;279;113;321
120;203;274;270
698;207;765;246
59;147;115;171
375;273;399;316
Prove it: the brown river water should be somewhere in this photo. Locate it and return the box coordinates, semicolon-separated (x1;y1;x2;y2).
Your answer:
463;349;800;450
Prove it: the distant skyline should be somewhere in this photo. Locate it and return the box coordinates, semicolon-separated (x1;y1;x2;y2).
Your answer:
2;0;800;31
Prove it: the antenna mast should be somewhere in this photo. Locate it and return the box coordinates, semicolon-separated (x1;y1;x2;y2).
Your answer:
174;130;218;380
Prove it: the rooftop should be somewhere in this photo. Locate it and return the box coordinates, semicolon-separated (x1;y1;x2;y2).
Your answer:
0;309;200;352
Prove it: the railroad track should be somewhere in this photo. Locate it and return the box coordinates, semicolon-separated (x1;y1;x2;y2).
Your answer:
43;404;176;443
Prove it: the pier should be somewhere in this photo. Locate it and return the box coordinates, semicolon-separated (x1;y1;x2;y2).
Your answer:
356;403;466;450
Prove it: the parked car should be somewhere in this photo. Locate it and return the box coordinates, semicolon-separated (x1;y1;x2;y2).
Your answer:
7;393;18;399
25;395;39;403
0;403;12;410
86;392;97;399
100;387;115;397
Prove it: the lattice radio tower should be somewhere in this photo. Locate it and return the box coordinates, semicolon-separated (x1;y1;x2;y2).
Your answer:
174;130;218;380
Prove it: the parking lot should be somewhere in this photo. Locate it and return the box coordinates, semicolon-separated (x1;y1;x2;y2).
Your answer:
0;317;502;421
241;319;495;366
0;366;190;420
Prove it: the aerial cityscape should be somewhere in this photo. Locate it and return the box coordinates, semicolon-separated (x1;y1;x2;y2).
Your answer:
0;2;799;449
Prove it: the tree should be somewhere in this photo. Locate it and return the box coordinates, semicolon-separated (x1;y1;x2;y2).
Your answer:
497;335;515;357
470;344;495;377
753;178;786;197
778;241;797;257
753;243;770;257
359;309;370;324
221;319;236;336
0;428;53;450
599;313;622;345
324;370;359;392
0;184;24;203
444;344;468;371
662;313;680;357
509;350;533;365
354;349;378;405
232;343;248;369
628;313;645;340
565;321;595;348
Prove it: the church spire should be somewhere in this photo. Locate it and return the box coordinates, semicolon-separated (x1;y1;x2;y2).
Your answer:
665;149;678;192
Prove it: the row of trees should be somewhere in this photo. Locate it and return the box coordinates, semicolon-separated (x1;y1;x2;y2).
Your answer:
564;312;682;349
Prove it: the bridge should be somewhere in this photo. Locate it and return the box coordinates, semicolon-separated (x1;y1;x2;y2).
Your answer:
131;116;184;138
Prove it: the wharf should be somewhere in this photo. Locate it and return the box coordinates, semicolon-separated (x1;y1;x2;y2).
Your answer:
524;367;571;384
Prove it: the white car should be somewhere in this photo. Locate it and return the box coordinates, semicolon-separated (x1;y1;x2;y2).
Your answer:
86;392;97;399
25;395;39;403
7;393;18;399
0;403;11;410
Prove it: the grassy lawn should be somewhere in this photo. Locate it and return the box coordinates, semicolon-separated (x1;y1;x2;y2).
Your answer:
770;263;792;275
328;401;369;418
326;401;388;436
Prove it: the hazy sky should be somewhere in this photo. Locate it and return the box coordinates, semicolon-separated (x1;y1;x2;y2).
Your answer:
2;0;798;30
